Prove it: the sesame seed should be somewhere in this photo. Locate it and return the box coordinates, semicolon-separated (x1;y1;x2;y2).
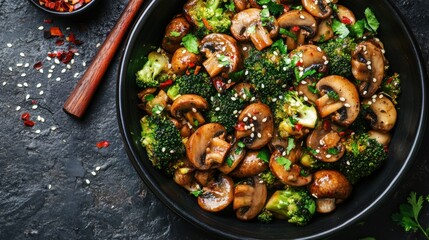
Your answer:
162;147;166;152
16;106;21;111
372;94;377;99
372;98;376;103
300;15;305;19
344;103;351;108
243;117;248;122
262;117;267;122
71;59;75;65
242;94;247;99
8;67;12;71
21;73;26;77
233;110;238;114
23;82;28;87
82;61;86;67
54;58;60;64
170;150;175;154
39;69;43;73
61;69;66;73
17;83;23;87
319;139;325;146
372;77;377;82
2;82;6;86
245;70;248;75
215;107;220;111
340;97;346;102
231;97;237;101
192;107;197;113
325;154;332;158
363;90;368;95
47;73;52;78
282;151;286;156
257;133;262;138
48;69;53;73
39;90;44;95
250;133;255;138
247;113;252;118
35;129;41;134
32;105;38;110
243;46;248;51
56;77;61;81
379;94;384;98
301;80;307;85
316;149;320;153
317;47;322;52
324;60;329;65
252;116;257;120
16;63;23;67
251;127;255;132
85;179;90;184
261;83;265;89
7;43;12;47
250;97;256;101
95;166;101;171
96;43;101;48
91;171;97;176
26;94;30;100
24;63;29;68
38;26;44;30
67;64;72;69
367;61;372;65
74;73;79;78
48;184;52;189
303;96;309;101
367;65;372;70
20;52;25;57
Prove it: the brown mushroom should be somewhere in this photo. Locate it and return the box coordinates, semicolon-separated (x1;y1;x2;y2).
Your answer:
233;0;252;11
277;10;317;50
229;150;268;178
233;82;255;102
269;149;312;187
138;89;169;115
311;19;334;43
218;142;247;174
233;176;267;221
170;94;208;127
309;170;352;213
200;33;242;77
171;47;202;75
186;123;231;170
335;5;356;25
363;94;397;132
306;126;345;163
230;8;279;51
173;159;200;192
351;40;386;98
198;174;234;212
162;14;192;53
296;77;319;103
194;169;216;186
302;0;333;19
368;130;392;146
315;75;360;126
235;103;274;150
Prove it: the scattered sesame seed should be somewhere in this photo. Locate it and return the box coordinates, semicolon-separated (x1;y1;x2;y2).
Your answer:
8;67;12;71
35;129;41;134
162;147;166;152
252;116;257;120
261;83;265;89
74;73;79;78
363;90;368;95
71;59;75;64
340;97;346;102
17;83;23;87
85;179;90;184
367;65;372;70
245;70;249;75
61;69;66;73
47;73;52;78
282;151;286;156
243;117;248;122
16;106;21;111
243;46;248;51
48;184;52;189
24;63;29;68
46;56;52;61
344;103;351;108
231;97;237;101
299;15;305;19
26;94;30;100
367;61;372;65
91;171;96;176
56;77;61;81
39;90;44;95
325;154;332;159
96;43;101;48
20;52;25;57
54;58;60;64
317;47;322;52
215;107;220;111
372;77;377;82
250;97;256;102
170;150;175;154
38;26;44;30
233;110;238;114
262;117;267;122
95;166;101;171
67;64;72;69
21;73;26;77
257;133;262;138
301;80;307;85
7;43;12;47
32;105;38;110
82;61;86;67
316;149;320;153
50;126;57;131
324;60;329;65
192;107;197;113
39;69;44;73
2;82;6;86
250;133;255;138
303;96;309;101
379;94;384;98
247;113;251;118
23;82;28;87
48;69;53;73
16;63;23;67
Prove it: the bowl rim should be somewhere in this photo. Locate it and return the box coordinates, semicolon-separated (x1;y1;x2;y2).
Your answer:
28;0;98;16
117;0;428;239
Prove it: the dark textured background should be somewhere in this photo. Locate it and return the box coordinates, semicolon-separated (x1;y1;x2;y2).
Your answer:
0;0;428;239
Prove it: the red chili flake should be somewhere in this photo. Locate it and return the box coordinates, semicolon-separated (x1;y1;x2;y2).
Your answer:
188;62;195;68
33;61;43;70
96;140;110;149
294;123;303;131
44;19;53;24
21;112;31;121
283;4;291;12
291;26;300;32
47;52;57;58
323;119;331;131
24;120;35;127
212;76;226;93
295;60;303;67
61;51;74;64
341;16;352;25
50;27;63;37
55;39;65;46
159;79;173;89
31;100;37;105
235;121;246;131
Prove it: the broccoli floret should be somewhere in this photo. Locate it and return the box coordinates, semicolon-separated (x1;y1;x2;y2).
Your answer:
381;72;401;105
257;208;273;224
243;47;294;107
167;70;216;100
207;89;247;133
275;91;318;138
319;37;357;77
136;51;173;88
265;187;316;226
140;114;185;172
258;169;277;189
300;148;331;171
336;133;387;184
186;0;233;35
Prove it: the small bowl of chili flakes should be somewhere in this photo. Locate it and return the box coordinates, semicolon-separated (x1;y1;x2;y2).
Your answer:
29;0;97;16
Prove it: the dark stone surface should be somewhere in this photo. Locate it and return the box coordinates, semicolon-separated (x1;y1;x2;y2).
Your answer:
0;0;428;239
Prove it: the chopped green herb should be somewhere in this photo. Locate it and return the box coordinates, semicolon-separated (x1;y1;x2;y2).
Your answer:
170;31;180;37
275;157;292;170
151;105;164;115
279;28;298;41
308;82;319;94
349;19;365;38
286;138;295;155
144;94;155;101
247;25;256;34
327;91;339;101
237;141;245;148
218;54;231;67
226;155;234;167
182;34;199;54
364;8;380;32
327;147;339;155
271;39;287;54
190;189;204;197
257;148;270;163
332;19;350;38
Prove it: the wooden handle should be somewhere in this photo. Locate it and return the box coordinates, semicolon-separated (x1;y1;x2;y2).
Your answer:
63;0;145;118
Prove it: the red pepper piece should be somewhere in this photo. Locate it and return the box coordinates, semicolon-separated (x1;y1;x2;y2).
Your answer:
96;140;110;148
291;26;300;32
323;119;331;131
294;123;303;131
235;121;246;131
21;112;31;121
159;79;173;89
341;16;352;25
49;27;63;37
24;120;35;127
33;61;43;70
